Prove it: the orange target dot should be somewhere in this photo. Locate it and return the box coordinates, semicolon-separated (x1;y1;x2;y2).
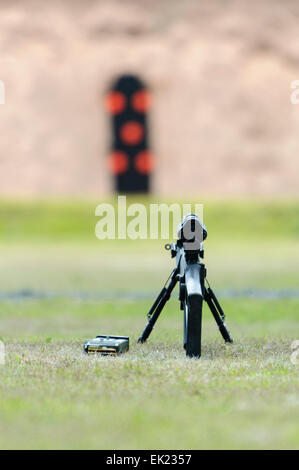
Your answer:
104;91;126;114
120;121;144;145
107;151;129;174
134;151;155;174
132;90;151;113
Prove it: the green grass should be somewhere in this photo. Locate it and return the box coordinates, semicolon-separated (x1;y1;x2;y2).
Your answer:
0;198;298;449
0;298;298;449
1;197;299;243
0;296;298;450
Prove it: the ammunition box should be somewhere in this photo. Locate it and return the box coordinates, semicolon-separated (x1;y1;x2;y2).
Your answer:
84;335;129;356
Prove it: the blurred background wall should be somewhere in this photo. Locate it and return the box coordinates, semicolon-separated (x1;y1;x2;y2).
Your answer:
0;0;299;196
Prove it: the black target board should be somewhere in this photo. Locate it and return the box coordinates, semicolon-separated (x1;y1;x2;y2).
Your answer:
104;75;154;193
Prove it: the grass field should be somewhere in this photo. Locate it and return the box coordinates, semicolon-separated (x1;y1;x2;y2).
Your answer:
0;198;298;449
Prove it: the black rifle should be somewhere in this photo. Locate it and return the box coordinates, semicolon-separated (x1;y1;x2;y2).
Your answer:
138;214;233;357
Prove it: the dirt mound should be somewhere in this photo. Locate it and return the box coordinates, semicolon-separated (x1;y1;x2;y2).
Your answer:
1;0;299;195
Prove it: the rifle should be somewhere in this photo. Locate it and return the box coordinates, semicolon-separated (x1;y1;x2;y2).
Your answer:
138;214;233;357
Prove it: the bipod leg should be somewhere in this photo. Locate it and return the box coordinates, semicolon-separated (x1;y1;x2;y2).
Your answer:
205;284;233;343
137;268;178;343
